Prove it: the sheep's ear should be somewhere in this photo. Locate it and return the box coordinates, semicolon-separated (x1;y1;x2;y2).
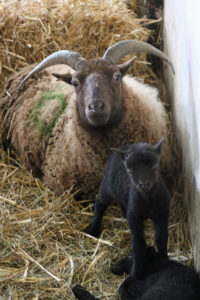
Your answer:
118;56;136;77
153;138;164;155
111;147;130;160
52;73;72;85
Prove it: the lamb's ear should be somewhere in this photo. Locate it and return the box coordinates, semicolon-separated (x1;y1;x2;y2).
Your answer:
52;73;72;85
118;56;136;77
154;138;164;155
111;147;130;160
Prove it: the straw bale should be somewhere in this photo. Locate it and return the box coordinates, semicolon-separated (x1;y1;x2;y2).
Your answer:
0;0;193;299
0;0;151;92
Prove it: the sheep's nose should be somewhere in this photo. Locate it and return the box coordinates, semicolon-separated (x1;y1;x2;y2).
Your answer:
88;102;104;112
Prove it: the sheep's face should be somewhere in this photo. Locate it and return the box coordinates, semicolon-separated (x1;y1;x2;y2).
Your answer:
53;58;135;128
74;58;127;128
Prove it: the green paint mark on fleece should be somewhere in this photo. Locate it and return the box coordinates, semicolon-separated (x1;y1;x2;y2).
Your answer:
30;87;66;141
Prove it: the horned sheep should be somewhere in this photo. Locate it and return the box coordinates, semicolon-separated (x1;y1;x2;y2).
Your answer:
0;40;174;196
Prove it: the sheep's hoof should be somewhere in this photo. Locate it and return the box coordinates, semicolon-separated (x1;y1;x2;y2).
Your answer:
111;256;133;275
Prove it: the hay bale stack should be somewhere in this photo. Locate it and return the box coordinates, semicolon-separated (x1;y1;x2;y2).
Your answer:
0;0;151;92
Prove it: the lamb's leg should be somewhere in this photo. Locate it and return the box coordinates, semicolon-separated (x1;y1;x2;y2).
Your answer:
111;253;133;275
86;193;111;237
119;278;135;300
154;216;168;256
72;284;97;300
119;277;146;300
128;217;146;278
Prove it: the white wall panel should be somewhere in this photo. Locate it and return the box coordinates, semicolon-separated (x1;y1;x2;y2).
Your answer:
163;0;200;270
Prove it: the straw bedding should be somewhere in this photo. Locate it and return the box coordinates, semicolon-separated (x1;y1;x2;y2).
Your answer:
0;0;192;299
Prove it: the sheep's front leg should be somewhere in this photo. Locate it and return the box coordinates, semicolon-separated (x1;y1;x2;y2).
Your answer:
86;193;111;238
128;216;146;278
154;215;168;256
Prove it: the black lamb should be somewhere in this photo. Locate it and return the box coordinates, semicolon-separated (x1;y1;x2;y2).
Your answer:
119;246;200;300
87;138;170;278
72;246;200;300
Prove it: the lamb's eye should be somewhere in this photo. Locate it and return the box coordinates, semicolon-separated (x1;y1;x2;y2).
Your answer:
113;73;121;81
152;163;158;170
71;79;79;88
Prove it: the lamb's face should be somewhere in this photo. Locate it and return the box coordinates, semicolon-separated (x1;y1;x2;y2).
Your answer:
126;159;159;193
112;140;163;193
72;58;125;128
125;149;160;193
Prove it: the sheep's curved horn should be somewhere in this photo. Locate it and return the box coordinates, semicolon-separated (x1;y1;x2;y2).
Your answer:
18;50;84;90
103;40;175;74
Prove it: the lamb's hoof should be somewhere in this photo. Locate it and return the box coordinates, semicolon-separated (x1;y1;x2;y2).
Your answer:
72;284;95;300
111;256;132;275
86;224;100;238
72;284;86;298
72;283;81;292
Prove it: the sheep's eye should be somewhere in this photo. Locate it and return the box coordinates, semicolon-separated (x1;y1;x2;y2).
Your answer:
113;73;121;81
71;80;79;88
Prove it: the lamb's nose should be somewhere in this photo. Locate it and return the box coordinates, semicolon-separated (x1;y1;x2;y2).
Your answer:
139;181;150;190
139;181;144;189
88;102;104;112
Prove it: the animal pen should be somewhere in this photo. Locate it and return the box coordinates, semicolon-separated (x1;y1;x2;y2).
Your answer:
0;0;197;299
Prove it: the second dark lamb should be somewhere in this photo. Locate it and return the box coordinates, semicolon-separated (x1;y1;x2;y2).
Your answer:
72;247;200;300
87;138;170;278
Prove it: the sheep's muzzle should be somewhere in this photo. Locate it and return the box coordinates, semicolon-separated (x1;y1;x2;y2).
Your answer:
86;107;110;127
